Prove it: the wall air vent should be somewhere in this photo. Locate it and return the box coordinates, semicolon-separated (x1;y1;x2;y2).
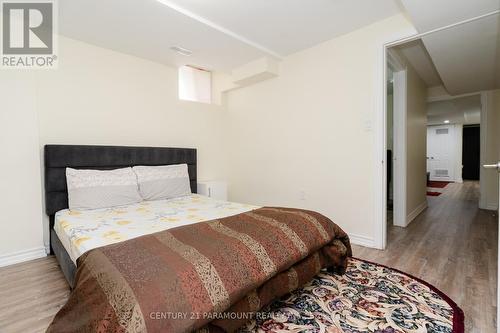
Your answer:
435;169;449;177
436;128;449;135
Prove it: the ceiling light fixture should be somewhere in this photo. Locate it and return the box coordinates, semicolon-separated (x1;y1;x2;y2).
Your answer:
170;46;193;56
444;120;450;124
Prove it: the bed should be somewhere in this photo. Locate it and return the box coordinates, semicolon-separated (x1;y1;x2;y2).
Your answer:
45;145;202;287
44;145;351;332
54;194;259;266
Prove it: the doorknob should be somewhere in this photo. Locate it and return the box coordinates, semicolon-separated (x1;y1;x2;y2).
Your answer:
483;162;500;170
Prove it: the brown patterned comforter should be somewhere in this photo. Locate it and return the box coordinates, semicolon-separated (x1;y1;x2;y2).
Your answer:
47;207;351;333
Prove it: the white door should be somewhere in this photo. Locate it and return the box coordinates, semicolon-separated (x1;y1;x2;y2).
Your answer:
497;170;500;333
427;125;455;181
483;162;500;333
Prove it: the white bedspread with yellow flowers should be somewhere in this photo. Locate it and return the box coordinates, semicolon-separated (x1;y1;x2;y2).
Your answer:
54;194;259;264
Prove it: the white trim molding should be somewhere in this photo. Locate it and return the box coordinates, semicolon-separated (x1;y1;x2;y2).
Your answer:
348;233;376;248
374;26;418;250
406;200;428;226
428;91;483;103
485;203;499;211
0;247;47;268
453;124;464;184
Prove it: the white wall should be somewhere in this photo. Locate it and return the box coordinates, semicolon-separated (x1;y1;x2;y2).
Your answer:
1;14;417;262
1;36;228;261
405;63;428;221
223;14;416;247
36;37;227;180
0;72;46;266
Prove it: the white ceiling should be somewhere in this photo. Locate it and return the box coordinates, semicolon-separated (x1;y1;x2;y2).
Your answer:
427;95;481;125
58;0;500;91
163;0;403;57
59;0;402;72
421;13;500;95
58;0;267;72
394;39;442;87
399;0;500;95
400;0;500;33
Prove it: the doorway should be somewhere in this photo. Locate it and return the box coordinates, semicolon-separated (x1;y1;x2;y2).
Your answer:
462;125;480;180
379;10;500;333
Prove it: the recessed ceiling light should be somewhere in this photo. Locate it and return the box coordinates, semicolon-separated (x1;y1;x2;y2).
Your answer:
170;46;193;56
444;120;450;124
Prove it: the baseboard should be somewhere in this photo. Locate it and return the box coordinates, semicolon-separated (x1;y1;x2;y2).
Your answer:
349;233;376;248
484;202;499;211
406;201;428;225
0;247;47;267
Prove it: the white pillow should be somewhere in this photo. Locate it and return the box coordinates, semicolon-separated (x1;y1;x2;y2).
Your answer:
133;164;192;201
66;167;142;210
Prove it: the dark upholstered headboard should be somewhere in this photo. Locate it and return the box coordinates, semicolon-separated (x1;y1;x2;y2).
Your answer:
44;145;197;229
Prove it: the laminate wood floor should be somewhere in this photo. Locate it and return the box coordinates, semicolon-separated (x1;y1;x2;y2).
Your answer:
0;181;496;333
355;181;497;333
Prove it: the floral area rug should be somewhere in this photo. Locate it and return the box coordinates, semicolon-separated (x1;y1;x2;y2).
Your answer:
240;258;463;333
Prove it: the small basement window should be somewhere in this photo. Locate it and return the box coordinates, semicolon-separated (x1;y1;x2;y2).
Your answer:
178;65;212;104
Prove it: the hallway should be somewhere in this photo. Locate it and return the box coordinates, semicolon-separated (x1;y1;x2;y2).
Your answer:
354;181;498;332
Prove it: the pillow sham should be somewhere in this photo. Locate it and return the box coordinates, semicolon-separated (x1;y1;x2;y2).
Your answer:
66;167;142;210
133;164;191;201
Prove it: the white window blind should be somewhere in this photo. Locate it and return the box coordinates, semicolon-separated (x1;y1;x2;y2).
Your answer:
178;65;212;104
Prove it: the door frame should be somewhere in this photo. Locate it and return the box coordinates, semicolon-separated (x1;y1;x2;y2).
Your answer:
377;11;500;333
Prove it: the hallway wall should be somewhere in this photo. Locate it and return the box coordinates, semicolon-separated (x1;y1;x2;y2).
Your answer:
405;59;428;222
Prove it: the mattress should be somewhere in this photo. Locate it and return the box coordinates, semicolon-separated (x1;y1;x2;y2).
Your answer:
54;194;259;264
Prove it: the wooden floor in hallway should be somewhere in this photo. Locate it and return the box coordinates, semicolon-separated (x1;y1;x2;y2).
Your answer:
353;181;498;333
0;181;496;332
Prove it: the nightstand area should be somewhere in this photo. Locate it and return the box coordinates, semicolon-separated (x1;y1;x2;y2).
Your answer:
197;180;228;201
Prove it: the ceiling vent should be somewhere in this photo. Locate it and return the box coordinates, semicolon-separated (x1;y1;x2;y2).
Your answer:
170;46;193;57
